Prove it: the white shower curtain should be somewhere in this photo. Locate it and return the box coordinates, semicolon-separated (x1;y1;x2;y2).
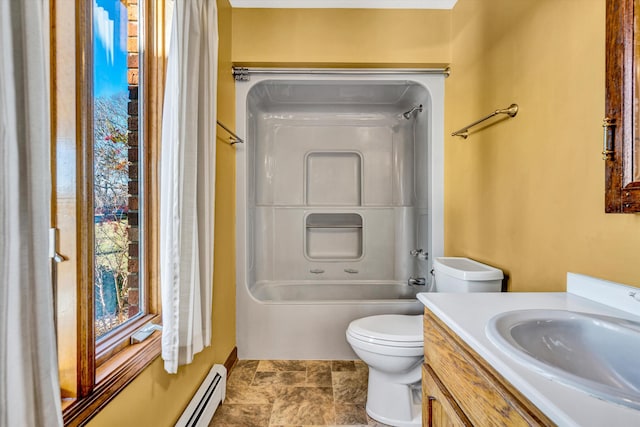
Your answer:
160;0;218;374
0;0;63;426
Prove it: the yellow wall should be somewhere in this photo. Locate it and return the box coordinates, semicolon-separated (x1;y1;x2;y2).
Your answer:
445;0;640;291
88;1;236;425
232;8;451;66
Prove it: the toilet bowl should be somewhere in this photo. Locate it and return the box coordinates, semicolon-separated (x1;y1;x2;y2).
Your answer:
347;257;504;427
346;314;423;427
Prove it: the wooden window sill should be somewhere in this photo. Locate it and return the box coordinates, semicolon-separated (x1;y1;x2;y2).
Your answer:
96;314;159;367
62;330;161;426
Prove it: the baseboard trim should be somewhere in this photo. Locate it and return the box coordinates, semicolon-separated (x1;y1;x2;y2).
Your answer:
224;346;238;374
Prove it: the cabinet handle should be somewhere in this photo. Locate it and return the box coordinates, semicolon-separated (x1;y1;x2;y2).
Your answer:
427;396;436;427
602;117;615;160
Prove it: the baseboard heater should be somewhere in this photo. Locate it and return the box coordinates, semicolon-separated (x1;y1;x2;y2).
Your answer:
175;364;227;427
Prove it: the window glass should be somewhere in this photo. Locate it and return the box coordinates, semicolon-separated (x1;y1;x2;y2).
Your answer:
93;0;142;338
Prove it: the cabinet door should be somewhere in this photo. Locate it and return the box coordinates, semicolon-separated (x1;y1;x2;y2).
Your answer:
423;364;472;427
605;0;640;212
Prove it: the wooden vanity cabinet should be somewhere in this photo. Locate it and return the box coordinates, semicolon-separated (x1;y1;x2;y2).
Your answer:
422;308;556;427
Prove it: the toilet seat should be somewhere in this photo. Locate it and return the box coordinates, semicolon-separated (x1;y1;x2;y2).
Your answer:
347;332;424;357
347;329;422;348
347;314;423;348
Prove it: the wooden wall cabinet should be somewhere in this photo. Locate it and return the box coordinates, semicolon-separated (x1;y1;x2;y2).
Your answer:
422;308;555;427
605;0;640;212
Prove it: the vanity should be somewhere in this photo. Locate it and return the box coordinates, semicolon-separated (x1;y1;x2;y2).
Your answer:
421;307;553;426
418;273;640;427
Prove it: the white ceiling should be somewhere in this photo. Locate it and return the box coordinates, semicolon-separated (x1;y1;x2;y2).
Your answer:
229;0;457;9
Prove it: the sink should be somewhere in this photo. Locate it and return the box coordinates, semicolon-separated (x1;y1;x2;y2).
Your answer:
486;309;640;410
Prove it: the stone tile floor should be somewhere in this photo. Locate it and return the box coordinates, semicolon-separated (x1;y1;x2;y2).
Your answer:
210;360;392;427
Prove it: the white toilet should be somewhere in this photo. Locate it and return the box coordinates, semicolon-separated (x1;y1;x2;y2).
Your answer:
346;257;503;427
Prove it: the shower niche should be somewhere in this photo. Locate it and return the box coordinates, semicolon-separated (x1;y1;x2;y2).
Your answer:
306;151;362;205
305;213;363;260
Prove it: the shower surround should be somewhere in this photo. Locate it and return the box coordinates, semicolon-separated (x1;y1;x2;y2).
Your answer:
235;72;444;359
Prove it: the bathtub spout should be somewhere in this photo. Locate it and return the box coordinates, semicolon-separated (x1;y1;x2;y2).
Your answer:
408;277;426;286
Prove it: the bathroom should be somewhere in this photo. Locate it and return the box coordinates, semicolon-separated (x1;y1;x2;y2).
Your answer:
4;0;640;426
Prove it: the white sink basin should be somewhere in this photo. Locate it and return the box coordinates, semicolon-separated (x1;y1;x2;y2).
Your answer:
486;309;640;410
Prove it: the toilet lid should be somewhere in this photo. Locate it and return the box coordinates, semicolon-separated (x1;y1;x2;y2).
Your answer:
348;314;423;344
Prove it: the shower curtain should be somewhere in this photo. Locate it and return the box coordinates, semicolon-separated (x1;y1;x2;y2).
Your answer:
0;0;63;425
160;0;218;374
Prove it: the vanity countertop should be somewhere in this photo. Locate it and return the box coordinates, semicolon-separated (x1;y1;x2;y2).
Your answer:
417;273;640;427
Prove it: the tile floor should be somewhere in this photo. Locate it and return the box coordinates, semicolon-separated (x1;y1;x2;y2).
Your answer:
210;360;392;427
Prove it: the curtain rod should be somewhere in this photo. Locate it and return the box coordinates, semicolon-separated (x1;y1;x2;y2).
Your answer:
232;66;451;81
216;120;244;145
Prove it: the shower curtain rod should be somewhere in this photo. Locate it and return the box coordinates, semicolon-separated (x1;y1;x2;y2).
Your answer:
232;66;451;81
216;120;244;145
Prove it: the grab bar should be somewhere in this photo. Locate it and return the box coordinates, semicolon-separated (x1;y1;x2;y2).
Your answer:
216;120;244;145
451;104;519;139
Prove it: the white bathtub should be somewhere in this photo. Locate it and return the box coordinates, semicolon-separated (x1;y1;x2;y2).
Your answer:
235;72;444;359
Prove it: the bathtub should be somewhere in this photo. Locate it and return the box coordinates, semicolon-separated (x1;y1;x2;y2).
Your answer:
235;71;444;359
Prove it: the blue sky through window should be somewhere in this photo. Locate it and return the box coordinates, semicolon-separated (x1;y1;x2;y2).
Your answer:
93;0;128;98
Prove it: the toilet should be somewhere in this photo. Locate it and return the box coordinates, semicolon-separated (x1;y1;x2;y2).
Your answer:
346;257;503;427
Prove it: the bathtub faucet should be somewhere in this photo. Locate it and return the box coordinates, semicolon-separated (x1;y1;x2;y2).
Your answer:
408;277;426;286
410;249;428;260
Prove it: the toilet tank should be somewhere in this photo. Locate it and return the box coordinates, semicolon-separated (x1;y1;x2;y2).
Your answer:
433;257;503;292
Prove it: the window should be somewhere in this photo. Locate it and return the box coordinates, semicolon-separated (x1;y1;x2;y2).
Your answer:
51;0;167;424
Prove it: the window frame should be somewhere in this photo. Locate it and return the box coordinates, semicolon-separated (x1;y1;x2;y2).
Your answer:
54;0;168;424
